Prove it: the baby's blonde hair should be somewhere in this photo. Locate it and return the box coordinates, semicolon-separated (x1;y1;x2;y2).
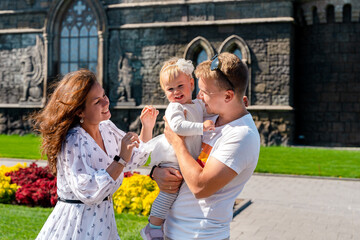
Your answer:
159;58;194;90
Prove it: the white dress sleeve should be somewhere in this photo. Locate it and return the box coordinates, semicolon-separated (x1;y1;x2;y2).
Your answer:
165;102;203;136
60;131;119;205
105;120;150;171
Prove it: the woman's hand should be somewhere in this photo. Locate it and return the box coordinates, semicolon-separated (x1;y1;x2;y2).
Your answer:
140;105;159;130
153;167;183;194
120;132;140;163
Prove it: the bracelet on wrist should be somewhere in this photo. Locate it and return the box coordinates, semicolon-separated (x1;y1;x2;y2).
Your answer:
149;165;157;180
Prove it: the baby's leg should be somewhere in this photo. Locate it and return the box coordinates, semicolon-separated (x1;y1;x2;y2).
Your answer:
141;191;179;239
150;191;179;226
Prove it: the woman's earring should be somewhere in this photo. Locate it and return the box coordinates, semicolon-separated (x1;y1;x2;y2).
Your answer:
80;118;84;123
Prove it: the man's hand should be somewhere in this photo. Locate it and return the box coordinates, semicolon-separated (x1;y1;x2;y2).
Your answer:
153;167;183;193
163;116;185;146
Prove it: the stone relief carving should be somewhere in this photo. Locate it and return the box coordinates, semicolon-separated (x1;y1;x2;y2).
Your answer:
116;53;135;105
19;36;44;103
0;35;44;106
108;31;135;106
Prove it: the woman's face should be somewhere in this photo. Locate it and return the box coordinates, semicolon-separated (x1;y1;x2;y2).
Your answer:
79;81;111;125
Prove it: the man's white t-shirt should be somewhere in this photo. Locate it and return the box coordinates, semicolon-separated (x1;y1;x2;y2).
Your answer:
164;113;260;240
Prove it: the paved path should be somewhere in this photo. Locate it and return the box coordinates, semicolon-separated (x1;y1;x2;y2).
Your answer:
2;158;359;239
231;174;360;240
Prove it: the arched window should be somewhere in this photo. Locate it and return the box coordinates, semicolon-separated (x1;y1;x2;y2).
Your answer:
232;48;242;60
326;5;335;23
312;6;319;24
193;49;208;94
196;49;208;66
218;35;252;104
184;36;214;97
59;0;98;75
218;35;250;64
343;4;351;23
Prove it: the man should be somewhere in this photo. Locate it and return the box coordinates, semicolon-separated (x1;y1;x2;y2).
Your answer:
152;52;260;240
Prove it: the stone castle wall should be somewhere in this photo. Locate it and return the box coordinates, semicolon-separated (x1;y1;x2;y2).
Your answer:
295;0;360;146
0;0;358;147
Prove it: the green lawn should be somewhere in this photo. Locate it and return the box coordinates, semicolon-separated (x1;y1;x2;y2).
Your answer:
0;134;44;159
0;204;147;240
256;146;360;179
1;134;359;179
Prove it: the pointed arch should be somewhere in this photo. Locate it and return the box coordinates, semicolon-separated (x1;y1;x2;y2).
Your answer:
219;35;252;105
184;36;215;96
184;36;215;63
218;35;251;64
44;0;108;85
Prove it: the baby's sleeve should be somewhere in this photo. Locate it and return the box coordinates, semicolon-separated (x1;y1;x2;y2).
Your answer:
165;102;203;136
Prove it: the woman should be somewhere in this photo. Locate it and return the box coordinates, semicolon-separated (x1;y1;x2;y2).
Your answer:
33;69;158;239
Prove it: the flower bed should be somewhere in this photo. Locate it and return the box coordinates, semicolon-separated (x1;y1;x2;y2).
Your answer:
0;163;26;204
113;173;159;216
6;163;57;207
1;162;159;216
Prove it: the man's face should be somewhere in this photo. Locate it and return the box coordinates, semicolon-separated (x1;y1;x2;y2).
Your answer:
197;77;226;115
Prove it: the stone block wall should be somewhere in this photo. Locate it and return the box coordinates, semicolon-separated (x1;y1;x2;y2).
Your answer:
294;21;360;146
107;22;294;107
250;108;294;146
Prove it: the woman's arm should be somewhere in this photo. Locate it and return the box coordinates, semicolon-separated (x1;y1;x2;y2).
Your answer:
107;132;140;180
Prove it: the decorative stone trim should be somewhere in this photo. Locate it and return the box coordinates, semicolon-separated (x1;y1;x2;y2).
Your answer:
0;104;44;108
112;104;168;110
109;17;295;30
0;10;46;15
108;0;271;8
111;105;294;111
247;105;294;111
0;28;43;34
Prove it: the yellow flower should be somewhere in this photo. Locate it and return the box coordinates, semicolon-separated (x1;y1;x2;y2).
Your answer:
113;173;159;216
0;163;26;203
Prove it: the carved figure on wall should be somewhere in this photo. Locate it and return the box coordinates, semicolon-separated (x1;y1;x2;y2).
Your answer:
19;36;44;103
117;53;135;104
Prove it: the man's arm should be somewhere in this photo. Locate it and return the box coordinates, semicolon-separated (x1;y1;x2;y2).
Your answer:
164;117;237;199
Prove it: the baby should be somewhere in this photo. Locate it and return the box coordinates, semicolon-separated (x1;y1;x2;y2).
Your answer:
141;58;214;240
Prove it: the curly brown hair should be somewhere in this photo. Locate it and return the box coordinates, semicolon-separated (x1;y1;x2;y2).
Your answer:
32;69;97;175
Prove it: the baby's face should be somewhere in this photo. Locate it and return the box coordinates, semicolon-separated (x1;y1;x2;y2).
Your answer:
163;72;194;104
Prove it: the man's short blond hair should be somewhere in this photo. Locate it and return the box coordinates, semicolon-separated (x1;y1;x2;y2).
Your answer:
195;52;248;96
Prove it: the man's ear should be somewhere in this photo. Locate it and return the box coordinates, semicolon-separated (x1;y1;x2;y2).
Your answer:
224;90;234;103
243;96;249;107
